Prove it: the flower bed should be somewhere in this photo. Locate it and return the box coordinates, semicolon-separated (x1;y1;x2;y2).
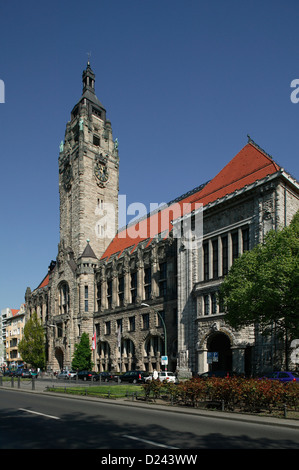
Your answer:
142;377;299;415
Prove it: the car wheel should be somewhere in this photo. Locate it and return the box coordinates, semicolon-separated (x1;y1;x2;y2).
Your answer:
133;378;137;384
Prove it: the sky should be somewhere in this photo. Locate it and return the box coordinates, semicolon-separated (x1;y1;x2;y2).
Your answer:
0;0;299;309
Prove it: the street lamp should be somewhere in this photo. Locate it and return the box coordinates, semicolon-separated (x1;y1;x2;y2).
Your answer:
141;303;167;371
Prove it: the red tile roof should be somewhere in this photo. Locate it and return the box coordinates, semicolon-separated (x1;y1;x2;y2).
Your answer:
101;142;281;261
11;309;20;317
36;273;50;290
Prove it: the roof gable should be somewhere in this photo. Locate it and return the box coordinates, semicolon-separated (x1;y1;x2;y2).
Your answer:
101;141;282;262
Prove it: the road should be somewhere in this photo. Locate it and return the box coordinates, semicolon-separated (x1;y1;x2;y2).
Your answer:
1;388;299;450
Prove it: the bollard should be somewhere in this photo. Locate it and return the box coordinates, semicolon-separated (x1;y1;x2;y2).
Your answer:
0;376;2;386
284;404;287;418
11;377;14;388
18;377;21;389
32;378;35;390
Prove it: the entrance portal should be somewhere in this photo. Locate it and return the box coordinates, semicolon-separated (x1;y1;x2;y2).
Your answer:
207;333;232;372
55;347;64;370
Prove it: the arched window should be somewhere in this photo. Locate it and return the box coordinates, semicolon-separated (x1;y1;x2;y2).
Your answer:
58;282;70;315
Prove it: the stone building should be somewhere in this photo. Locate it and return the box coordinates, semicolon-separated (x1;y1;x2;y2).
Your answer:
25;63;299;375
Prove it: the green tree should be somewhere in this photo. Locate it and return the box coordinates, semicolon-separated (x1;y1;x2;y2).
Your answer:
18;311;46;369
71;332;93;370
219;211;299;369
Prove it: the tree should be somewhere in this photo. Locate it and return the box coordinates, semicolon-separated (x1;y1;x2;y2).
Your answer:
18;311;46;369
219;211;299;369
71;332;93;371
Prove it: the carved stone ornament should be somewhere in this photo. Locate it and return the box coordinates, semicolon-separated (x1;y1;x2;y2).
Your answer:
62;163;73;191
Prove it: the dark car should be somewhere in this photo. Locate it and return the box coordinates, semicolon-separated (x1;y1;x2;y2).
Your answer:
260;371;299;383
15;369;31;378
98;372;114;382
77;370;99;381
117;370;149;384
198;370;243;379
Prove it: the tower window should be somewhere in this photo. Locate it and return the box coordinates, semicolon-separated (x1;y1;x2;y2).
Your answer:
92;107;102;118
93;135;100;146
84;285;88;312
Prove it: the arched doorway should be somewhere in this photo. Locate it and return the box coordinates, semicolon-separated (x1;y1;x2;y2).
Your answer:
207;333;232;372
55;347;64;371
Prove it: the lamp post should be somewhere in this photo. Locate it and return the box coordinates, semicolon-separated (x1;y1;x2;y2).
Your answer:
141;303;167;371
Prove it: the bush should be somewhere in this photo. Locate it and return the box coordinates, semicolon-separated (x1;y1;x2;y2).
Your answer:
149;377;299;413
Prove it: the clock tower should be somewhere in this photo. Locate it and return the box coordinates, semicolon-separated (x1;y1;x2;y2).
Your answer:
58;61;119;260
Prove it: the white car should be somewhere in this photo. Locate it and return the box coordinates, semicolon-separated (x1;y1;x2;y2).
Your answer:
145;372;178;383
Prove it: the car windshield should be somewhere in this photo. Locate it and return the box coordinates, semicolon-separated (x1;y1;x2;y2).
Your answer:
291;372;299;378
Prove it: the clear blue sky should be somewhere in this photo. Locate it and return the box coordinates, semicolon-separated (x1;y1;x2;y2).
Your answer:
1;0;299;309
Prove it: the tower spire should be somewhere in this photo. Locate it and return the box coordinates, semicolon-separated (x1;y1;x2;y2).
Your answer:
82;59;95;94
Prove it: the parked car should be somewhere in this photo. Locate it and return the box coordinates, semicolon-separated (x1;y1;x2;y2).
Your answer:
15;369;31;378
98;372;114;382
145;371;178;383
259;371;299;383
117;370;149;384
57;370;70;380
197;370;244;379
68;370;77;380
77;370;99;381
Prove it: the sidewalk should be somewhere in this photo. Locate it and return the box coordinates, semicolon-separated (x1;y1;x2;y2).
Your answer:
1;377;299;430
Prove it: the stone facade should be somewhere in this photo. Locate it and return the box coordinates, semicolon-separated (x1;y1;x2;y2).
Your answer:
175;149;299;377
25;65;299;376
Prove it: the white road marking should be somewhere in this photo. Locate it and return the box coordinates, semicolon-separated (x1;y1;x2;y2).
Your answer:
19;408;60;420
123;434;178;449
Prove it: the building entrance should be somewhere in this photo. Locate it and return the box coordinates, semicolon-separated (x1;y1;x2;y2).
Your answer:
55;347;64;371
207;333;232;372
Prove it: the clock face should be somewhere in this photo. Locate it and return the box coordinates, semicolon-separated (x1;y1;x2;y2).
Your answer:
95;160;109;186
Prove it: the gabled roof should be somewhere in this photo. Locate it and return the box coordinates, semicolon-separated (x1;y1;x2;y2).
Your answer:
101;140;282;262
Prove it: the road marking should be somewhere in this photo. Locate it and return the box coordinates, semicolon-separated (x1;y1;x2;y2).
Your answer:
123;434;178;449
19;408;60;420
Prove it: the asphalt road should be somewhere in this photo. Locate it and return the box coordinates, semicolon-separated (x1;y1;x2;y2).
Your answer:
1;388;299;451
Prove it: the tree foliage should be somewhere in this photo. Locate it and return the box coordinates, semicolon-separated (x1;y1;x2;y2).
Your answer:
71;332;93;371
219;211;299;353
18;311;46;369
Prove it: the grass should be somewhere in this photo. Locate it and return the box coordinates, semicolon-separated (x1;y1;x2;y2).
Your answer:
46;384;146;399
